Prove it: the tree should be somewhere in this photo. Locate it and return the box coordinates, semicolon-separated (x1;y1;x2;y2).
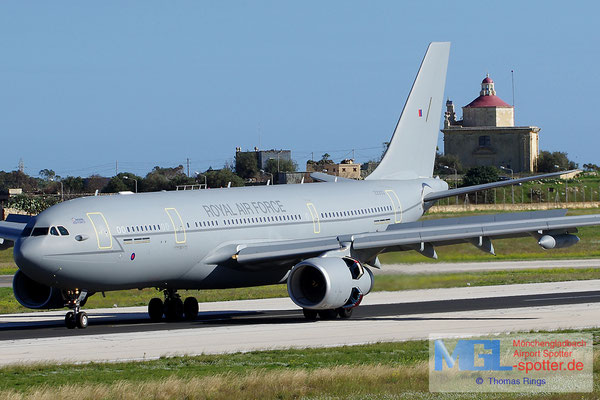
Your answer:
536;151;578;172
306;153;334;169
39;169;56;181
141;165;193;192
235;152;259;179
461;166;500;187
583;163;600;172
205;168;244;188
103;173;142;193
84;175;108;193
433;152;463;175
62;176;84;194
264;158;297;175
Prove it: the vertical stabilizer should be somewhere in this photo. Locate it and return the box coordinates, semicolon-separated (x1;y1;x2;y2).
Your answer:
366;42;450;180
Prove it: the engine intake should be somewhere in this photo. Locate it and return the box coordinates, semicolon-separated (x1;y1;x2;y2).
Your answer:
13;269;64;309
287;257;373;310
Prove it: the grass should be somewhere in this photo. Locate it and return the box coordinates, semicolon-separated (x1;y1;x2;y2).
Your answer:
0;332;598;398
1;267;600;314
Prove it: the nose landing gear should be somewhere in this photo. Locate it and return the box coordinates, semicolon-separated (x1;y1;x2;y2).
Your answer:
147;289;198;322
64;290;88;329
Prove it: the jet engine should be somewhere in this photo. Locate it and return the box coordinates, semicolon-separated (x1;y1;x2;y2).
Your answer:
13;269;65;309
287;256;373;310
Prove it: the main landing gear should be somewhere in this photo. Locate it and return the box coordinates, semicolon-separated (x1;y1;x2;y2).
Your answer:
302;307;354;321
148;289;198;322
64;290;89;329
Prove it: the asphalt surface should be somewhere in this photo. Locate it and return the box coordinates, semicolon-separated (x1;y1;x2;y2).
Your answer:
2;289;599;341
0;275;11;288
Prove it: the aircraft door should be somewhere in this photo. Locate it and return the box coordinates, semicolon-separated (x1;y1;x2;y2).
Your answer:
306;203;321;234
165;208;186;244
385;190;402;223
86;212;113;249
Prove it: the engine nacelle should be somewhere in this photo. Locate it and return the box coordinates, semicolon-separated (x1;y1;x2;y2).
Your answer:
13;269;65;309
287;257;373;310
538;234;580;250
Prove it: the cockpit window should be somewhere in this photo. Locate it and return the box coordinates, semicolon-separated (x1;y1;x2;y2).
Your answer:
50;227;59;236
31;227;49;236
57;226;69;236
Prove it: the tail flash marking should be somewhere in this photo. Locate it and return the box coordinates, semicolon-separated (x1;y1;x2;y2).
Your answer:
426;97;432;122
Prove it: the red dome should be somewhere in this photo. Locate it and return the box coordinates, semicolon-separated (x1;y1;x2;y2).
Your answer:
482;76;493;84
465;94;512;108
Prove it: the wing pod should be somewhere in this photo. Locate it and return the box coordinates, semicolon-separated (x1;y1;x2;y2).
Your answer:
538;234;580;250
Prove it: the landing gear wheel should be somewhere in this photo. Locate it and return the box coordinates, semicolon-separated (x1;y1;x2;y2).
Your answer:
65;311;76;329
183;297;199;321
165;298;184;321
76;312;88;329
318;309;338;320
302;308;318;321
148;298;164;322
337;307;353;319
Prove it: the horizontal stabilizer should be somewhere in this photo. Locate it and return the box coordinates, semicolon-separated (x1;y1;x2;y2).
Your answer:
310;172;354;183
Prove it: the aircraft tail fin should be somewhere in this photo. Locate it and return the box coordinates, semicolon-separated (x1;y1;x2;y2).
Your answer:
366;42;450;181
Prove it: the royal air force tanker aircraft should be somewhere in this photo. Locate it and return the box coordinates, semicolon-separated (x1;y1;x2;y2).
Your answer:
1;42;599;329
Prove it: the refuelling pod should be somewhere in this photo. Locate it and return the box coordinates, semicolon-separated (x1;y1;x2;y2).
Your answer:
12;269;64;309
538;234;580;250
287;256;373;310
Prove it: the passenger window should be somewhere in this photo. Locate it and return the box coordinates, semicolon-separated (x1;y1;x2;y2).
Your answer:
58;226;69;236
50;227;59;236
31;227;49;236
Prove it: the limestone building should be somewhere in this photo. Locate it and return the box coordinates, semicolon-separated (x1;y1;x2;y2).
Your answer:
306;158;361;180
442;75;539;173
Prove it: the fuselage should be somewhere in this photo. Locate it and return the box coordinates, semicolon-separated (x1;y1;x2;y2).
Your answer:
14;178;447;292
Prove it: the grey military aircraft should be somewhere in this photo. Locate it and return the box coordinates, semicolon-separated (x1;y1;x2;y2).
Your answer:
1;42;599;329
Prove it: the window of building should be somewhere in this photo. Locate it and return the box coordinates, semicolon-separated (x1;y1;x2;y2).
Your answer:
479;135;491;147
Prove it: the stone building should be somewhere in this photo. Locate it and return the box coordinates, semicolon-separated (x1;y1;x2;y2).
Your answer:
442;75;539;173
306;158;361;180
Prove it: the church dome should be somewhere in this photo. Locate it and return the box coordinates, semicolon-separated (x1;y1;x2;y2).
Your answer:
465;74;512;108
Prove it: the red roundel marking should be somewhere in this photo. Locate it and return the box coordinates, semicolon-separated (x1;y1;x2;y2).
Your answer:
130;253;135;261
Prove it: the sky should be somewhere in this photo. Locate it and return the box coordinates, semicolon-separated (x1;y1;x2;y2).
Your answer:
1;1;598;178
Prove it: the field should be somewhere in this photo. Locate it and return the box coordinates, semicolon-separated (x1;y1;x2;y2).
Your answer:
0;332;598;399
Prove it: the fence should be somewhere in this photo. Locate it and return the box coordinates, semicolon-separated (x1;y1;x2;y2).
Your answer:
435;183;600;206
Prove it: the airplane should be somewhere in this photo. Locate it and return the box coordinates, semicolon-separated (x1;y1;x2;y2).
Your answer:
1;42;599;329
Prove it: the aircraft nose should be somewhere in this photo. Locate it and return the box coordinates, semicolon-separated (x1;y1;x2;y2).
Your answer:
14;238;54;286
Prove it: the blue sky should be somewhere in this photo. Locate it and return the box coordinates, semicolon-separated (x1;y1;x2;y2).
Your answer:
1;1;598;177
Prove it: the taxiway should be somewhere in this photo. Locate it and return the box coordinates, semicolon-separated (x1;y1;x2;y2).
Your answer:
0;280;598;365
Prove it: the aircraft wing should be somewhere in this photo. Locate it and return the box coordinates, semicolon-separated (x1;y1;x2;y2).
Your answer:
226;209;600;265
0;220;28;242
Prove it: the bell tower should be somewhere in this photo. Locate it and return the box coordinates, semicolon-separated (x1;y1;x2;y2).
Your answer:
480;74;496;96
